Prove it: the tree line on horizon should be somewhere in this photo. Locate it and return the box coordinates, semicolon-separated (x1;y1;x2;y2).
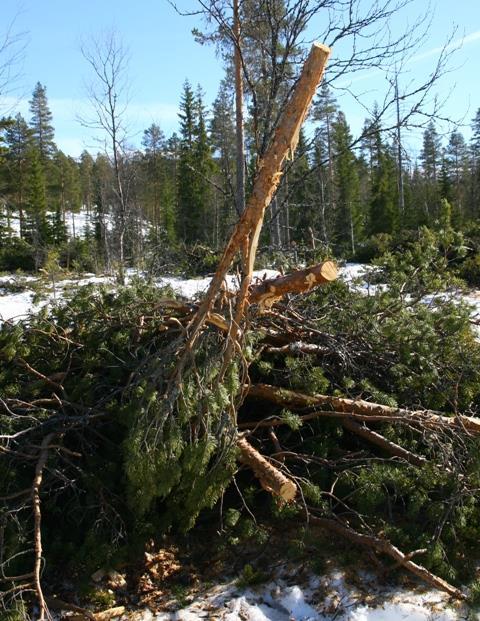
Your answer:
2;79;480;271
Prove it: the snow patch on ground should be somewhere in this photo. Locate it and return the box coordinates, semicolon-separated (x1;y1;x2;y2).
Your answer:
131;569;471;620
0;269;282;324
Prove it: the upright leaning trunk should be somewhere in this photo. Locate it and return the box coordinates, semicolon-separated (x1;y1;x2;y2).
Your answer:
181;43;332;355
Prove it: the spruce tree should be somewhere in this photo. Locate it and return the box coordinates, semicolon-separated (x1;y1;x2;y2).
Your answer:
193;86;215;243
419;121;442;223
29;82;56;163
177;81;215;245
313;83;338;242
210;81;237;243
26;148;49;268
331;112;362;253
4;113;33;237
368;113;398;235
469;109;480;218
141;123;176;242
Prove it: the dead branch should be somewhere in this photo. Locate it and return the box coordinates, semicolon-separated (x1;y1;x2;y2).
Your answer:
340;419;428;467
32;433;54;621
307;514;465;600
246;384;480;435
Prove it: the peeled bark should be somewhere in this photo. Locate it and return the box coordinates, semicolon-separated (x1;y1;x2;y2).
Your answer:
180;43;331;354
249;261;338;308
237;435;297;502
246;384;480;436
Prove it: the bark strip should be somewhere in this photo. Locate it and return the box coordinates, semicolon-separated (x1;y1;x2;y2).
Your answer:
32;433;54;621
180;43;331;354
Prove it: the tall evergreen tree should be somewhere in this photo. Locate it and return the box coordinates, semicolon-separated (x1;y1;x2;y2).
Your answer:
367;113;398;235
177;81;215;244
29;82;56;162
4;113;33;236
331;112;362;252
210;81;237;244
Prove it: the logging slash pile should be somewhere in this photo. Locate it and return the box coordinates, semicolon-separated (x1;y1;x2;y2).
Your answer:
2;43;480;618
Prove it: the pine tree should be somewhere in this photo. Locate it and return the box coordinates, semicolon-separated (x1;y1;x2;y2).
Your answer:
29;82;56;163
79;151;95;215
142;123;166;235
51;151;80;242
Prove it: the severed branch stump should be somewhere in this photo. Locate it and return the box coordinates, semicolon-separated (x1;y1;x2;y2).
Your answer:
237;436;297;502
249;261;338;308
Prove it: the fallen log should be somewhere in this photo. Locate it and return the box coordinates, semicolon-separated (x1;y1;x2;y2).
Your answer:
249;261;338;308
237;435;297;502
246;384;480;435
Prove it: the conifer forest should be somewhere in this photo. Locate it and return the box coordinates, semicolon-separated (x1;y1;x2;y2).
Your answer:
3;2;480;620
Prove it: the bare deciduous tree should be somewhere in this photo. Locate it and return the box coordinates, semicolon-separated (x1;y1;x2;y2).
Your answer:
80;31;132;284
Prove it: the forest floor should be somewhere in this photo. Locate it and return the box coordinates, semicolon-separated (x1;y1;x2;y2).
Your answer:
2;263;480;327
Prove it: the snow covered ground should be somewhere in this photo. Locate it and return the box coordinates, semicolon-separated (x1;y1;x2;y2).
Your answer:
2;263;480;327
0;268;282;324
134;568;470;620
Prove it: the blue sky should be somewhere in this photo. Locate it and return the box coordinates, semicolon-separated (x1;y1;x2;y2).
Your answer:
2;0;480;158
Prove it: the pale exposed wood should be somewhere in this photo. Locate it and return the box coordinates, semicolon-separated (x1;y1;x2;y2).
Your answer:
176;43;331;367
307;515;465;599
93;606;126;621
237;435;297;501
249;261;338;308
246;384;480;435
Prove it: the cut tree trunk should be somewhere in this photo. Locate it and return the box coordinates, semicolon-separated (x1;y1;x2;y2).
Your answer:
180;42;331;354
249;261;338;308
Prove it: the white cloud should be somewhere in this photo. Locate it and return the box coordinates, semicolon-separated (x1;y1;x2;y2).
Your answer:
411;29;480;63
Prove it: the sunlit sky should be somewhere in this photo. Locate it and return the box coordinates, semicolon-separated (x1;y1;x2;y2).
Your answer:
2;0;480;159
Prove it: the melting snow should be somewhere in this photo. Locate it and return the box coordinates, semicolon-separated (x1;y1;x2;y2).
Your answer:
128;570;472;620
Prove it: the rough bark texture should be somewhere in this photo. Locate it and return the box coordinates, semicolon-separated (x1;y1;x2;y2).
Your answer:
249;261;338;308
